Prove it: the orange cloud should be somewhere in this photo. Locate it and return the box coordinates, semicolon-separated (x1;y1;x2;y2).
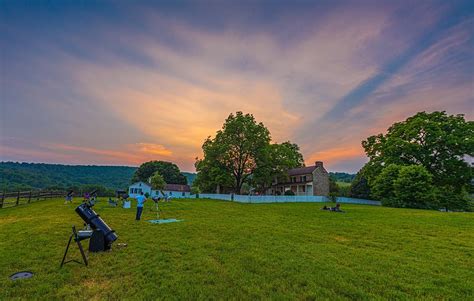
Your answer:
307;147;365;165
136;143;172;156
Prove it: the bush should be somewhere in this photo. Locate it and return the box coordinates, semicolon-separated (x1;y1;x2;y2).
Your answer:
350;173;371;199
372;164;402;206
190;186;200;195
393;165;435;209
436;187;470;211
284;190;295;196
337;184;350;197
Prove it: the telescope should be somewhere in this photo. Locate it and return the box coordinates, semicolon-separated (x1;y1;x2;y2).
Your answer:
75;203;118;251
61;203;118;268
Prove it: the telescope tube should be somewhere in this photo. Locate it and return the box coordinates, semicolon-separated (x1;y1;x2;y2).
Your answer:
75;203;118;247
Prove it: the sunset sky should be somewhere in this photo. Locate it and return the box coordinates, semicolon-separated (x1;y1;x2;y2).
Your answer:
1;0;473;173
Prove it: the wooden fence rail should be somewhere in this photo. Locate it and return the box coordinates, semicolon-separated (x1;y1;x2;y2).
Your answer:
0;190;65;209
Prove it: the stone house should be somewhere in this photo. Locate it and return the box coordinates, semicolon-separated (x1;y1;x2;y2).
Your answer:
267;161;329;196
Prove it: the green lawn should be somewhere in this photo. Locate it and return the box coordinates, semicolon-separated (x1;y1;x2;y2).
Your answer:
1;198;473;300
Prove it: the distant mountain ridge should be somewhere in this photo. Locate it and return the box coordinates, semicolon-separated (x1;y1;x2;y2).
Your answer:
1;162;349;192
0;162;197;192
329;172;356;183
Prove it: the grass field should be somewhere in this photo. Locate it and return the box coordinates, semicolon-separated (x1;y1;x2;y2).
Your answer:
1;198;473;300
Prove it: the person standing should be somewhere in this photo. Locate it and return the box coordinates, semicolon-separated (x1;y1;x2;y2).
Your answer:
64;190;74;204
135;192;147;221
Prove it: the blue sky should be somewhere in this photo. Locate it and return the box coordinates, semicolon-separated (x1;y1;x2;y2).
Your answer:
1;0;473;172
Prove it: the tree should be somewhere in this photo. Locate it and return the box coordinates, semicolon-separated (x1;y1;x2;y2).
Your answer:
362;111;473;209
195;112;272;194
350;165;372;199
371;164;402;206
149;171;166;191
252;142;305;193
436;187;471;211
132;161;187;185
393;165;435;209
329;177;339;194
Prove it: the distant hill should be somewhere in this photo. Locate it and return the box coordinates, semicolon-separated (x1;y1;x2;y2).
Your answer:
1;161;346;192
0;162;197;192
329;172;356;183
182;172;197;185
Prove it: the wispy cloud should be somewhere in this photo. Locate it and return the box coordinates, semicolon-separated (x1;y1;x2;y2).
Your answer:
1;1;472;172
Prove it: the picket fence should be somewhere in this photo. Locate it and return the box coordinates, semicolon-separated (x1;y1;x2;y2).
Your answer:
196;193;381;206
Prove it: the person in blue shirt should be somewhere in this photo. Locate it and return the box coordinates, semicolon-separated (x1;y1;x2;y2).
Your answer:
135;192;147;221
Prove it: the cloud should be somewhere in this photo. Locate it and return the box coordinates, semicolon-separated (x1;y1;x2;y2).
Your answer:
136;143;172;156
1;1;472;173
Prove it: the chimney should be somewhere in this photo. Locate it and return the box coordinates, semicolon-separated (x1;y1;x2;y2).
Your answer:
315;161;323;168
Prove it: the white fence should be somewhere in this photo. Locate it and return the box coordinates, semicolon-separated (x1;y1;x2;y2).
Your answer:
196;193;381;206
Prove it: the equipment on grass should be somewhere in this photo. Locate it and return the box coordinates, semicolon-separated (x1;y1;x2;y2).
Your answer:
61;203;118;268
60;226;90;267
148;218;182;224
75;203;118;251
108;197;118;207
10;271;34;281
147;197;183;224
151;197;162;219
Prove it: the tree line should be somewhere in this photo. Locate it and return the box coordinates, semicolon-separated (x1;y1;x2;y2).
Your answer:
350;111;473;210
193;111;472;211
0;162;196;194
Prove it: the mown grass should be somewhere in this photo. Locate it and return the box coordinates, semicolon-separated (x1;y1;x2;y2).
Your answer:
0;198;473;300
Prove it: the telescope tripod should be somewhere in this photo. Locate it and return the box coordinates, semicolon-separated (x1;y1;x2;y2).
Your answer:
60;226;88;268
154;201;161;219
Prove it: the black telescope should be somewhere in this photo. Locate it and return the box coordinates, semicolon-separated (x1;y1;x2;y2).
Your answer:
75;203;118;251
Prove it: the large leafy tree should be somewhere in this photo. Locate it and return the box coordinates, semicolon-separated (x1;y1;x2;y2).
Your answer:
195;112;273;194
252;142;305;193
393;165;435;209
132;161;187;185
361;111;473;209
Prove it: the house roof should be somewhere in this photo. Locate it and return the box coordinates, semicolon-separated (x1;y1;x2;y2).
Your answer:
287;166;317;176
164;184;191;192
130;181;151;188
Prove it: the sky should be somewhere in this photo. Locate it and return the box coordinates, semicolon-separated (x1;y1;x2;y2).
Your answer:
0;0;473;173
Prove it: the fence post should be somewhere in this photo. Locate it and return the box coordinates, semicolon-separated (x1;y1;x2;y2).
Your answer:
28;190;32;203
50;190;53;199
0;191;4;208
16;191;20;206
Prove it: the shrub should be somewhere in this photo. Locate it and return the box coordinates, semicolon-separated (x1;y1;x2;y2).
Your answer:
372;164;402;206
284;190;295;196
393;165;435;209
350;175;371;199
435;186;470;211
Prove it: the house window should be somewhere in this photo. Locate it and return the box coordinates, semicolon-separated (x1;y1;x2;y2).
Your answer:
302;185;306;192
302;176;306;182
